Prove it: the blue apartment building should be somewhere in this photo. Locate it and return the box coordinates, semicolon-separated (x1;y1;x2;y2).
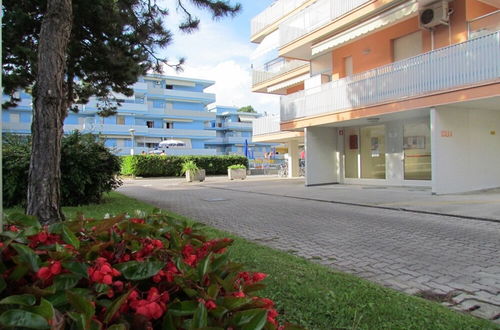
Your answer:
2;74;218;156
205;106;278;162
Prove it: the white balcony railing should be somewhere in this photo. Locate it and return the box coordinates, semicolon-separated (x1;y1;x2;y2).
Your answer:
251;0;309;37
281;32;500;122
253;116;281;136
117;147;217;156
252;58;309;86
279;0;371;47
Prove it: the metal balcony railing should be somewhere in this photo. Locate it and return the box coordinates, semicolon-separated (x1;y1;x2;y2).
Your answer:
251;0;309;37
253;116;281;136
281;32;500;122
279;0;371;47
252;58;309;86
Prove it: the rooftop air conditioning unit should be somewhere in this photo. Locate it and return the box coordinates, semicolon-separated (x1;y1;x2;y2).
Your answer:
419;1;450;29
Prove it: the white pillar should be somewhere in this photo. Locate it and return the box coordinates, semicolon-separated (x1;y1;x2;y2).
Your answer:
305;127;338;185
287;140;299;178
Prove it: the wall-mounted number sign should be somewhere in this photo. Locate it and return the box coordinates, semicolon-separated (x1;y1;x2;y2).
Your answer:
441;130;453;137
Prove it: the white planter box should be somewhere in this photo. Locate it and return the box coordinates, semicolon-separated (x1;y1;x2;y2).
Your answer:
228;168;247;180
186;169;205;182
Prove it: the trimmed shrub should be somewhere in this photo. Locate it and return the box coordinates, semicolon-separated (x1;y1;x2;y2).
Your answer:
0;212;285;329
121;155;249;177
2;132;122;207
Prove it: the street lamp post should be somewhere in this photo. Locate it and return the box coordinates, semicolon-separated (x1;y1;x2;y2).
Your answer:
129;128;135;155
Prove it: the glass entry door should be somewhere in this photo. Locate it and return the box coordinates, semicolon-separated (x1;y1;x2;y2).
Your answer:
360;125;386;179
344;125;386;179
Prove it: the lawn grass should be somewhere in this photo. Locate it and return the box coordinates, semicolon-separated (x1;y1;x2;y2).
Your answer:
4;192;498;329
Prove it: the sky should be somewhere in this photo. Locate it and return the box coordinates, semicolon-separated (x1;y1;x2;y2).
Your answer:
159;0;280;114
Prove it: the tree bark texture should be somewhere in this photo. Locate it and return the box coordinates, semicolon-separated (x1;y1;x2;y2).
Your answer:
27;0;73;225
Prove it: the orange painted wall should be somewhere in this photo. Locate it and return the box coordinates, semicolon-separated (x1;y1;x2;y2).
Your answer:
286;83;304;95
465;0;497;20
330;0;491;79
332;17;421;78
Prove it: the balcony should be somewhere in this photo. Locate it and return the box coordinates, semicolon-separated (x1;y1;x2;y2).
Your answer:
147;87;215;104
252;58;309;88
253;116;281;136
251;0;309;40
281;32;500;122
117;147;217;156
83;124;216;138
468;10;500;39
278;0;371;48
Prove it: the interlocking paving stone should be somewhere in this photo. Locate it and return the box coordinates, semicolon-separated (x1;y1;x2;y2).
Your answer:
119;179;500;323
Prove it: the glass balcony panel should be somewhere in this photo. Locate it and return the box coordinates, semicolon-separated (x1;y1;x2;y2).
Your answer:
251;0;309;37
468;10;500;39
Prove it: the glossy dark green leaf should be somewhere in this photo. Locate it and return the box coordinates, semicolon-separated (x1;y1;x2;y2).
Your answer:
114;260;164;280
54;274;81;290
207;284;220;299
67;311;86;330
103;289;132;323
8;264;29;281
29;298;55;322
197;253;211;278
191;303;208;329
0;309;49;329
66;290;95;320
0;294;36;306
0;277;6;293
230;308;267;330
6;212;41;229
11;243;41;271
62;261;89;278
61;225;80;249
222;297;253;311
168;301;198;316
162;312;176;330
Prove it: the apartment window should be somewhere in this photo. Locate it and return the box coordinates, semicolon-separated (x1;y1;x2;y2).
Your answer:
135;98;144;104
165;85;173;90
116;116;125;125
344;56;353;77
146;121;154;128
393;31;422;62
164;122;174;129
152;100;164;108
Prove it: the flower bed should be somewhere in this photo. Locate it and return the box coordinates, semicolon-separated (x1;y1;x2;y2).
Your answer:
0;213;289;329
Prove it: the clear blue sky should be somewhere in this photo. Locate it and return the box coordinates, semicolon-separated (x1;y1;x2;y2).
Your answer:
160;0;279;114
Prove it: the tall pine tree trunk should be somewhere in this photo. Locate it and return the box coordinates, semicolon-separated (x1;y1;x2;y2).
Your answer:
27;0;73;225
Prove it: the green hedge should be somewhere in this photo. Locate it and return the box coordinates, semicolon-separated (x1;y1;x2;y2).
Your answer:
2;132;122;207
121;155;249;177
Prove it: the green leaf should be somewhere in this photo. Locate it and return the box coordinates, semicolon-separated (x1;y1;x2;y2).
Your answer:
29;298;55;322
211;254;229;271
222;297;253;311
0;310;49;329
162;312;176;330
107;324;127;330
207;284;220;299
62;261;89;278
197;253;211;278
67;311;86;330
230;309;267;330
46;291;67;307
0;277;6;293
243;283;267;293
66;290;95;320
6;212;41;229
168;301;198;316
191;303;208;329
61;225;80;249
114;260;164;280
54;274;81;290
0;294;36;306
11;243;41;271
103;289;132;323
8;264;29;281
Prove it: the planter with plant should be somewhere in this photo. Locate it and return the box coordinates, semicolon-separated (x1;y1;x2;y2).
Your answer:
181;161;205;182
228;164;247;180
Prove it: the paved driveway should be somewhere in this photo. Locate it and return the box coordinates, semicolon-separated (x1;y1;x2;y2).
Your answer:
118;177;500;321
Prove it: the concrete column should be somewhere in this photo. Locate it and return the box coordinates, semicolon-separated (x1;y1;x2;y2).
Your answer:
287;140;299;178
305;127;338;185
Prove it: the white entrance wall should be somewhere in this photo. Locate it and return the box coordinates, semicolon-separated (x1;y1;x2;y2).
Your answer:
431;107;500;194
305;127;339;185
